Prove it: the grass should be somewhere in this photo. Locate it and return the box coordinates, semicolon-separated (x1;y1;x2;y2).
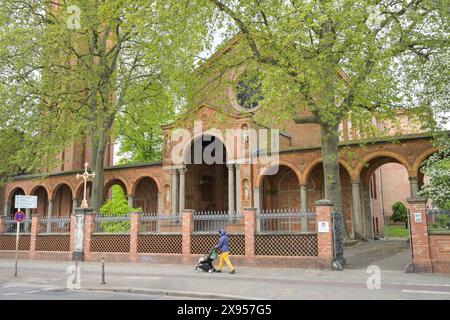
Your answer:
384;225;410;238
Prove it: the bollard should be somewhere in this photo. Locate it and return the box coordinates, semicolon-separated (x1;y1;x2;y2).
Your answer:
101;258;106;285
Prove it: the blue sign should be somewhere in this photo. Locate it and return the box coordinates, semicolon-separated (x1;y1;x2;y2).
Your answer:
14;211;25;223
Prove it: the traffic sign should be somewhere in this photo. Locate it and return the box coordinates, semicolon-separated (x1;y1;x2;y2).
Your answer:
15;195;37;209
14;211;25;223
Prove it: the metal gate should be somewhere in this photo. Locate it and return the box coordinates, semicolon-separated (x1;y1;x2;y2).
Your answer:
332;211;345;268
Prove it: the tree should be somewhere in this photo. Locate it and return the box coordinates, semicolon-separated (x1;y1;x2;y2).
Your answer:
390;201;408;228
418;138;450;211
99;185;139;233
114;89;175;164
205;0;447;238
0;0;215;211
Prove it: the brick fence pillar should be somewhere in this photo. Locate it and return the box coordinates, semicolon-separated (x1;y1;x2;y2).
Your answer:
182;209;194;262
244;208;256;262
407;198;432;272
83;211;96;261
0;215;5;234
315;200;334;269
130;212;141;262
30;215;41;259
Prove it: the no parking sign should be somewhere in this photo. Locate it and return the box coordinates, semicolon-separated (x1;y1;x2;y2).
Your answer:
15;210;25;223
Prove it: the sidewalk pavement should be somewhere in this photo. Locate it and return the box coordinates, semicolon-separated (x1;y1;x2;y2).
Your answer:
1;257;449;300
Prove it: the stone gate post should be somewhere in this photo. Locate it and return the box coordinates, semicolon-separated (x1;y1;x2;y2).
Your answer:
72;207;94;261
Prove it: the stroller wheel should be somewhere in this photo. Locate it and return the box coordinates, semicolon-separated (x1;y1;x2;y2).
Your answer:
208;269;213;273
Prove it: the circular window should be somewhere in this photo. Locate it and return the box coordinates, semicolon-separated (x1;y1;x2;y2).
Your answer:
235;72;264;111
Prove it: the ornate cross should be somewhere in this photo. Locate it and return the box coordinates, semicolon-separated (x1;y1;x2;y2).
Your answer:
76;162;96;208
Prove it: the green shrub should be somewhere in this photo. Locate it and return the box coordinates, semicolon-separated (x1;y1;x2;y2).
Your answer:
390;202;407;225
99;185;141;233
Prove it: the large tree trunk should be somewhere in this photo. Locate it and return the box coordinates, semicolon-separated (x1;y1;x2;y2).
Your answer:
90;131;108;212
320;123;350;238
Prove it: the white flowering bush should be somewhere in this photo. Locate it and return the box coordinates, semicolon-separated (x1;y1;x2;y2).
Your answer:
418;146;450;211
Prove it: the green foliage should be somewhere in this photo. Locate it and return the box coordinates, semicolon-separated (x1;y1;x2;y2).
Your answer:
99;185;140;233
390;202;407;223
418;139;450;210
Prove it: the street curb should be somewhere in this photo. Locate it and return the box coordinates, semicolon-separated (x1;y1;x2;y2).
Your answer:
81;287;258;300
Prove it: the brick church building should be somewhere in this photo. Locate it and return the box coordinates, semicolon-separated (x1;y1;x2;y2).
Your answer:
0;36;437;241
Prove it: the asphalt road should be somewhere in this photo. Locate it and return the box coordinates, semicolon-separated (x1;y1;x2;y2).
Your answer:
0;282;197;300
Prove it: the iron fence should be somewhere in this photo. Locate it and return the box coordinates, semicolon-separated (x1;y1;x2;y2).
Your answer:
427;209;450;232
256;210;316;234
39;216;71;234
193;211;244;234
94;214;131;234
3;219;32;234
140;213;181;233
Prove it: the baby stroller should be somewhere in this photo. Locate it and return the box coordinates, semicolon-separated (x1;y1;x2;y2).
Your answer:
195;248;219;273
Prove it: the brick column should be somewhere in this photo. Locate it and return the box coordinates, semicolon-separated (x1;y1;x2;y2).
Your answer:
244;208;256;260
407;198;432;272
130;212;141;262
0;215;5;233
30;215;42;259
316;200;334;269
182;209;194;262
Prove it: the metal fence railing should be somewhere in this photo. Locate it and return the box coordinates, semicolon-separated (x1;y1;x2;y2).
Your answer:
256;210;316;234
94;214;131;234
139;213;181;233
39;216;71;234
3;219;32;234
427;209;450;232
193;211;244;234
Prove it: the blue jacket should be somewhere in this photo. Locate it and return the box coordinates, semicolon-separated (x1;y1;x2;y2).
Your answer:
215;229;230;253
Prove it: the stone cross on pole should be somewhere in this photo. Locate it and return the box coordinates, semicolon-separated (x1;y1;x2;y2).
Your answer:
76;162;96;208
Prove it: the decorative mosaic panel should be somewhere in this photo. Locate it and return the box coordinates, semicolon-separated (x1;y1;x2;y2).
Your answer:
191;234;245;256
0;235;31;251
138;234;182;254
255;234;318;256
36;235;70;252
90;234;130;253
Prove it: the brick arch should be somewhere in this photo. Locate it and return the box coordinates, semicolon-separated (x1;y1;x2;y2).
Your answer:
180;130;232;165
131;176;161;196
301;158;354;185
104;175;129;197
355;151;412;180
412;148;439;176
50;182;74;201
7;187;26;203
255;160;302;188
30;184;51;197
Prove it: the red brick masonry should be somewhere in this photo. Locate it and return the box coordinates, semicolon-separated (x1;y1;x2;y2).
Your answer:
0;201;338;270
407;198;450;273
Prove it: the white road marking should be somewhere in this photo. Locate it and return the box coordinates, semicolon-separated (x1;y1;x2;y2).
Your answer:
41;288;56;291
2;285;18;289
2;292;19;296
402;289;450;295
24;291;39;294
